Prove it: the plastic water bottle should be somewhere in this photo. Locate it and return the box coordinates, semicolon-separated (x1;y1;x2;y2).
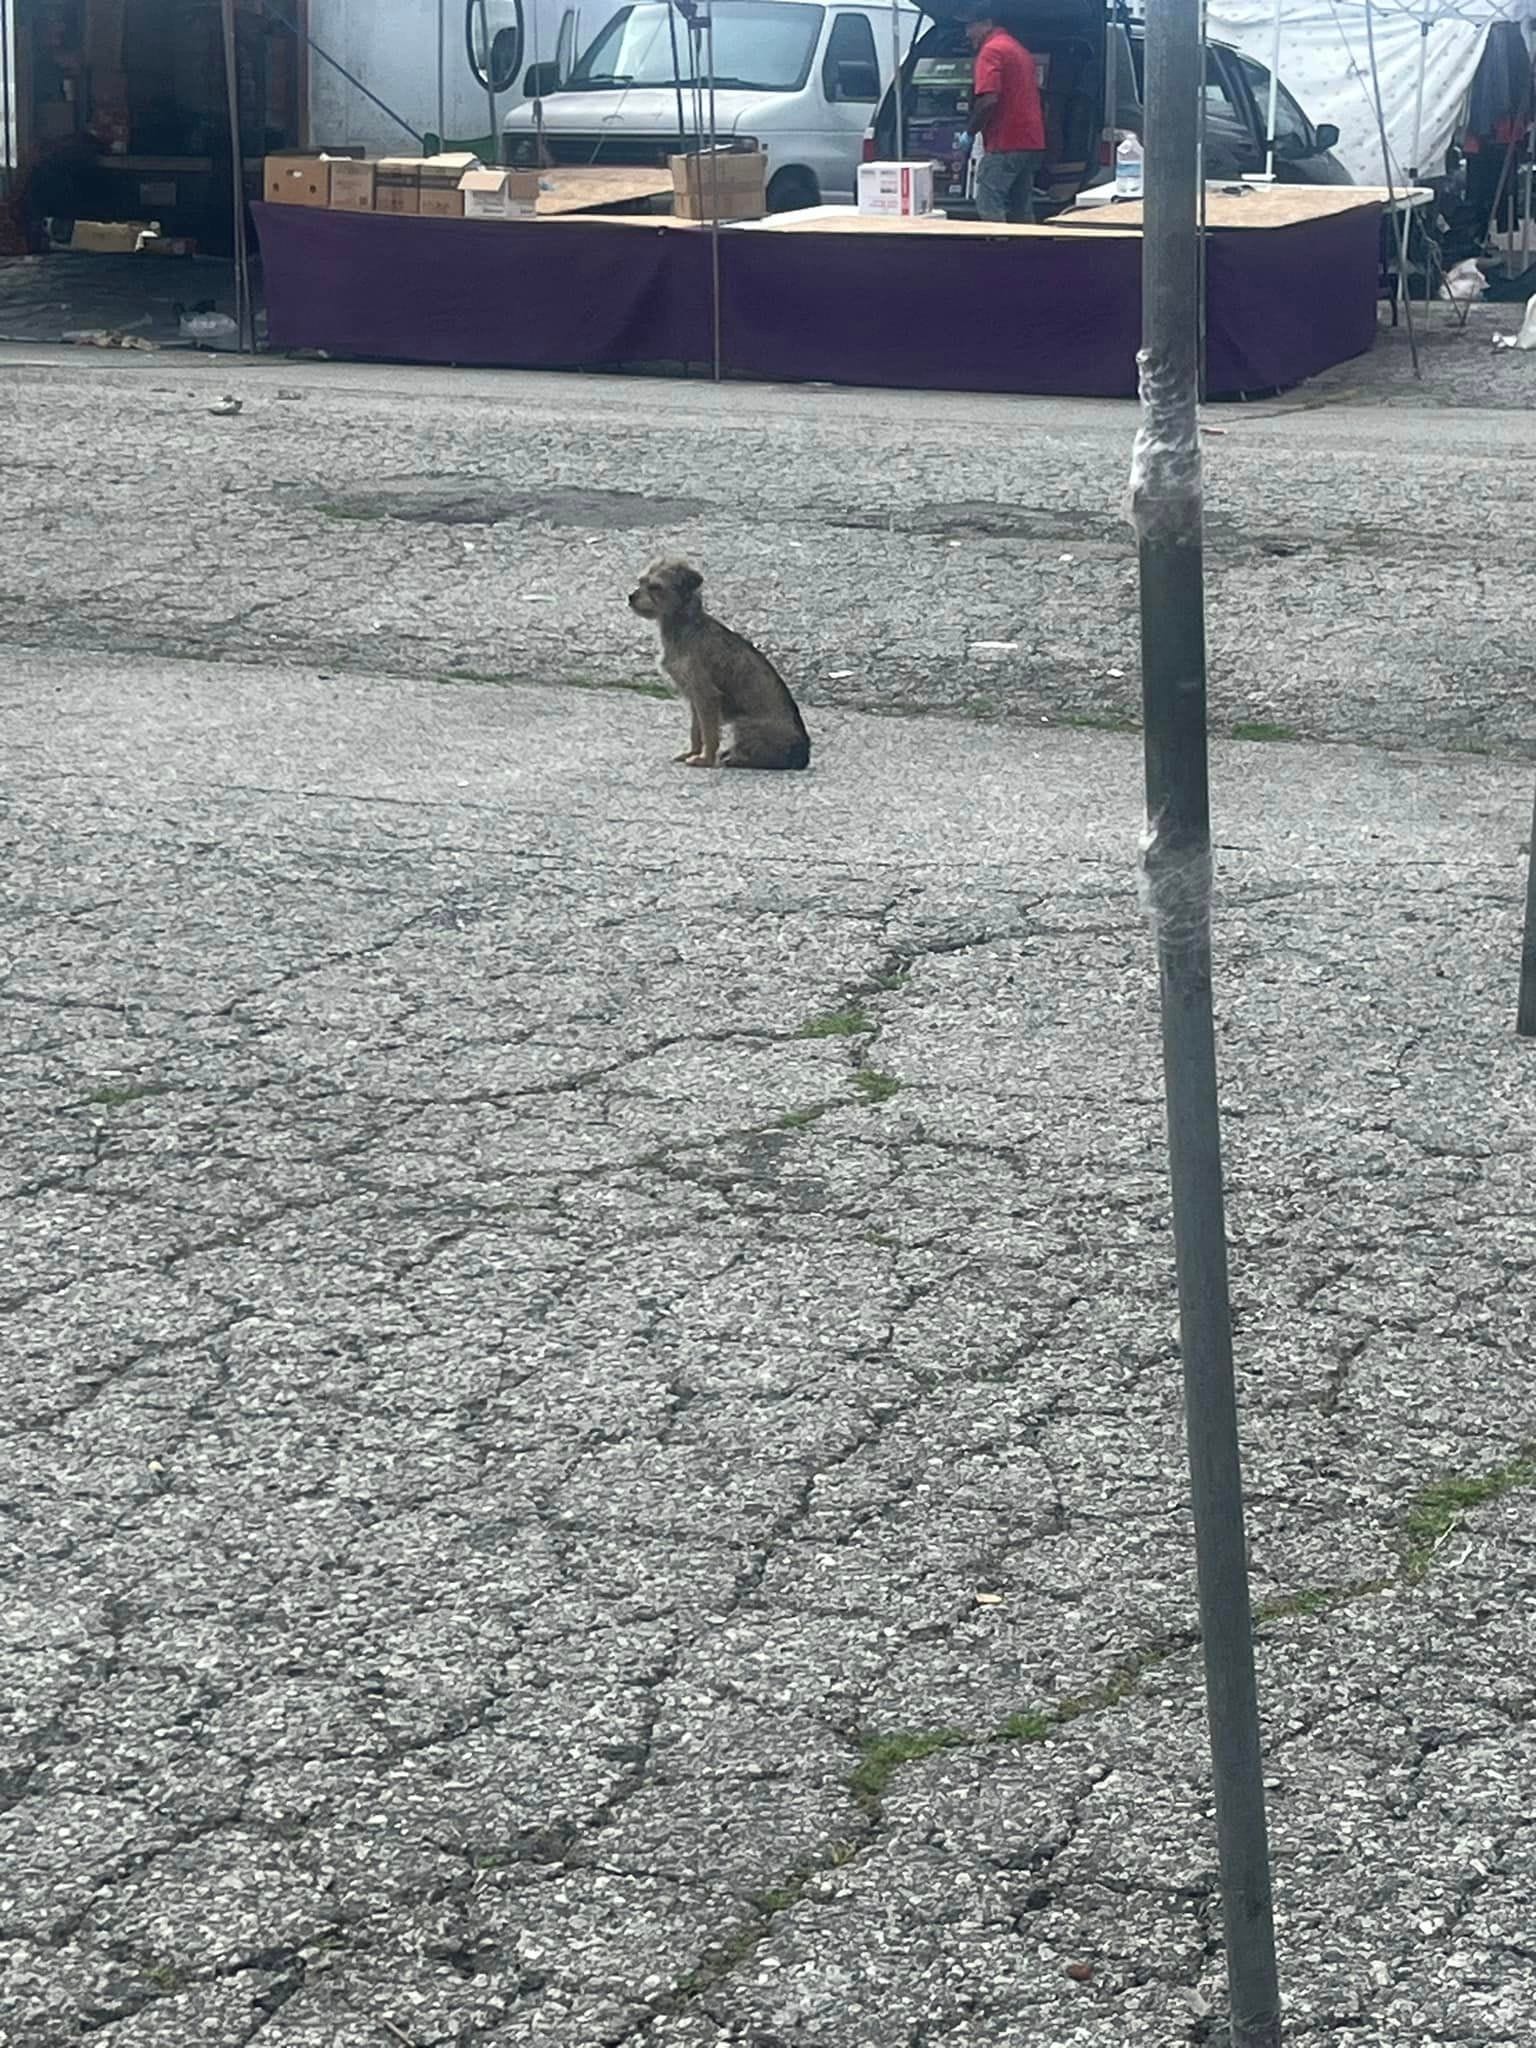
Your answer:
1115;131;1144;199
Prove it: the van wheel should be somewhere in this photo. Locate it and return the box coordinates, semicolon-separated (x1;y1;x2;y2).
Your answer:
767;168;820;214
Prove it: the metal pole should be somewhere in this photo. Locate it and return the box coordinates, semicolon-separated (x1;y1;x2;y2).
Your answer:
1197;0;1207;400
477;0;498;157
1131;2;1280;2043
892;0;904;160
1363;0;1419;377
437;0;447;144
1518;789;1536;1037
2;0;14;201
1263;0;1281;179
688;19;705;170
1409;17;1428;179
220;0;252;352
705;0;722;383
666;0;688;154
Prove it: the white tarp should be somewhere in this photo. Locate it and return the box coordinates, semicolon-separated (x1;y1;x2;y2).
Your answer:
1204;0;1535;184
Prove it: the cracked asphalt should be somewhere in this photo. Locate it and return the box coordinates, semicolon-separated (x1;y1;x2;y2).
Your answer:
3;331;1536;2047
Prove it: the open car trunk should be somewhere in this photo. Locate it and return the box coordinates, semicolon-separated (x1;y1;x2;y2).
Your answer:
871;0;1117;214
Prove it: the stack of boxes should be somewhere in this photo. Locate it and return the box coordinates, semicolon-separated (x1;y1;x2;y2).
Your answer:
264;147;771;224
262;152;541;221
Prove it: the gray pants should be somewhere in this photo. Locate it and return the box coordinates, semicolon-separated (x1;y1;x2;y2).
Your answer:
974;148;1043;224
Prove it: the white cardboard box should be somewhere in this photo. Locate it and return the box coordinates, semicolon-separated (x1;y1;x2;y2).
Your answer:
857;161;935;217
459;167;540;219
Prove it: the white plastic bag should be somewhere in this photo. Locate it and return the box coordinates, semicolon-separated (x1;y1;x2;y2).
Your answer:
178;310;239;345
1492;293;1536;350
1439;258;1485;303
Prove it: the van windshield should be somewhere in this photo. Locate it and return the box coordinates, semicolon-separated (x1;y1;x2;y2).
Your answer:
564;2;825;93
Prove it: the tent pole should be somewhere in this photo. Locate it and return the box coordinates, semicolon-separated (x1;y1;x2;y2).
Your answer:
2;0;14;201
437;0;446;144
666;1;688;154
476;0;497;156
1134;1;1281;2041
1363;0;1419;376
706;0;721;383
892;0;905;159
220;0;252;352
1409;16;1428;179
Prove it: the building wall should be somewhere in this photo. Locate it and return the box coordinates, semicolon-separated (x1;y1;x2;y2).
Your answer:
307;0;576;150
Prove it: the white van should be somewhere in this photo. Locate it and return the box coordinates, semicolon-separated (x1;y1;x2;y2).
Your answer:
501;0;919;212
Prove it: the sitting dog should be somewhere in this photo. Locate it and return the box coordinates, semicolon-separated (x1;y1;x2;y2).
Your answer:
628;559;811;771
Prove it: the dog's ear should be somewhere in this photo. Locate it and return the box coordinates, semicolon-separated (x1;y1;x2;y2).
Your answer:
673;563;703;597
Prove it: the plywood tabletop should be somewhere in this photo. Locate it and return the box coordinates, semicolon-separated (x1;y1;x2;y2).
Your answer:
1054;183;1427;231
744;206;1137;240
535;167;675;214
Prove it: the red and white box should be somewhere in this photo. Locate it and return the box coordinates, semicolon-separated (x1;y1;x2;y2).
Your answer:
857;160;936;218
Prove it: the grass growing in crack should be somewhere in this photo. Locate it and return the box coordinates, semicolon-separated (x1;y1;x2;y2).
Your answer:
797;1005;874;1039
1402;1454;1536;1581
751;1879;808;1916
849;1729;970;1809
867;967;911;994
1230;720;1299;743
143;1962;188;1993
993;1708;1053;1742
777;1104;831;1132
852;1069;902;1106
84;1080;168;1109
673;1860;824;1996
1255;1581;1386;1625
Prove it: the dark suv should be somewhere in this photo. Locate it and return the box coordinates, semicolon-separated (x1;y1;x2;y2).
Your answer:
865;1;1349;218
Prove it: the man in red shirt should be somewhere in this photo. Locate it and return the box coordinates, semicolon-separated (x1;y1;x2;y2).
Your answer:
965;7;1047;223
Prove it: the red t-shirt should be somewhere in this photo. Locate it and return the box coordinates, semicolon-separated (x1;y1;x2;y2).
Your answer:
973;30;1045;154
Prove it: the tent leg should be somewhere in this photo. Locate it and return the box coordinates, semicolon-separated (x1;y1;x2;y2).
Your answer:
220;0;253;352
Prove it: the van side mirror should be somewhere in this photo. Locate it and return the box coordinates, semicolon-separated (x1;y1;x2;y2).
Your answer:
1313;122;1340;152
523;59;562;97
835;59;881;102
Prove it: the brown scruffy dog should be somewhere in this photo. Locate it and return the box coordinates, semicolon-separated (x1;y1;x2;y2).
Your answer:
628;559;811;771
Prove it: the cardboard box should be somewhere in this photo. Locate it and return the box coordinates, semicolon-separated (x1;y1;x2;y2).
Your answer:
670;149;767;221
459;167;540;220
70;218;155;254
265;154;331;207
418;152;480;218
375;157;422;216
327;159;376;212
857;160;935;217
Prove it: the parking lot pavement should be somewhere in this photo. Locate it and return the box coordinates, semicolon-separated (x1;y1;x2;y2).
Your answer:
4;643;1535;2043
0;334;1533;762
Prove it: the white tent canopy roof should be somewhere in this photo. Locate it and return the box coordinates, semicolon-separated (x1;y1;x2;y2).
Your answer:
1203;0;1536;183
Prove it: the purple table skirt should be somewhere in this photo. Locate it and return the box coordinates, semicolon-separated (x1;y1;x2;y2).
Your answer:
253;201;1379;400
254;207;713;370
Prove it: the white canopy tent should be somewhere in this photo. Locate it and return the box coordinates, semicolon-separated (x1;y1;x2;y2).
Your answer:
1204;0;1536;184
